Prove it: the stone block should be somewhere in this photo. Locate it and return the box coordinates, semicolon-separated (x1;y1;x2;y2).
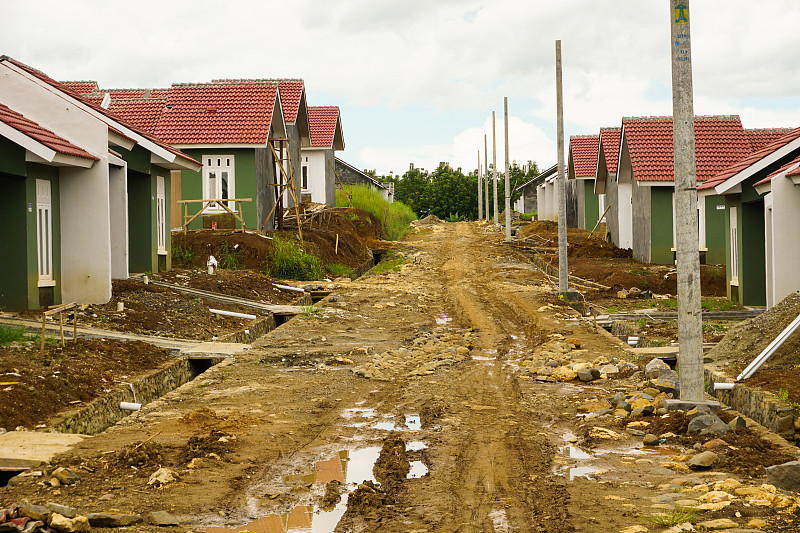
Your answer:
147;511;179;526
46;504;77;519
766;460;800;492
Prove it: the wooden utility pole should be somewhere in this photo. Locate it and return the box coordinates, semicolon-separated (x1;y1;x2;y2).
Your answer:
670;0;704;403
484;134;489;220
478;149;483;220
503;97;512;242
492;111;498;224
555;40;569;293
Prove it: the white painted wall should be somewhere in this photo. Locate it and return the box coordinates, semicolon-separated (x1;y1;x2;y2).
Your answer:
617;181;633;249
766;177;800;308
108;164;129;280
300;149;327;204
0;61;113;304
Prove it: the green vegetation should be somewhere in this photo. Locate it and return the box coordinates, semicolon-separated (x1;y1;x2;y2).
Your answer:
0;324;28;345
641;509;696;527
372;251;406;273
265;236;323;281
519;212;536;221
777;388;790;402
326;263;352;277
335;184;417;241
217;241;241;270
300;305;321;317
172;242;195;267
660;299;678;310
389;161;539;221
700;298;740;312
446;212;462;222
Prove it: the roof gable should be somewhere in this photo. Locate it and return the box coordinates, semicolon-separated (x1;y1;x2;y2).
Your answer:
307;106;344;150
0;101;99;161
568;135;599;179
155;82;281;145
621;115;750;183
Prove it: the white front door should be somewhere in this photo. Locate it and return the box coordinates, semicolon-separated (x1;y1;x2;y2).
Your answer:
729;206;739;284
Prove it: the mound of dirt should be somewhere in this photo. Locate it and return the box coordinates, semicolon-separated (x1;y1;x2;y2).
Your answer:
707;293;800;371
568;238;632;259
417;214;442;225
372;435;410;495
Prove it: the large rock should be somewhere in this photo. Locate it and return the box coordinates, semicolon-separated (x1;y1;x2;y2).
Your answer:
687;414;728;435
551;366;577;382
18;505;51;522
646;378;679;397
597;364;619;375
577;367;600;382
688;451;718;470
48;514;91;533
46;504;77;519
87;513;143;527
645;358;672;378
147;511;179;526
695;518;738;530
766;460;800;492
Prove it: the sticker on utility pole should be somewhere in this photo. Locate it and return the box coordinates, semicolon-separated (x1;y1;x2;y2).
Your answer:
674;3;689;24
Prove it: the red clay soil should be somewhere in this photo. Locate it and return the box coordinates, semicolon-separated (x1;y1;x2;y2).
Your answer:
0;338;171;430
172;207;383;272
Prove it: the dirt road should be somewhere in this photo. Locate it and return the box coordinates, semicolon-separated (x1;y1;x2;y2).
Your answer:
4;221;798;533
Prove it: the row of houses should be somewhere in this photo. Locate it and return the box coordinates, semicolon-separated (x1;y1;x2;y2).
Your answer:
0;56;389;312
516;114;800;309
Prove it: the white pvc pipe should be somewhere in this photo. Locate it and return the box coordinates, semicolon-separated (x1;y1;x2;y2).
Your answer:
120;402;141;411
738;312;800;380
713;383;735;390
273;283;305;293
209;308;257;320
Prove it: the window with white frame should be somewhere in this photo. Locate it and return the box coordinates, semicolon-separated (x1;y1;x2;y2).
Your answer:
302;157;309;190
156;175;167;254
36;179;55;286
203;155;234;210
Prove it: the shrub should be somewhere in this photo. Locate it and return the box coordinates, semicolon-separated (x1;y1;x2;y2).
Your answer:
172;242;195;267
217;241;240;270
336;184;417;241
266;236;323;280
0;324;28;345
326;263;352;277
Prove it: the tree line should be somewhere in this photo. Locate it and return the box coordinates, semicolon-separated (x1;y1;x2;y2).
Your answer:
370;161;539;220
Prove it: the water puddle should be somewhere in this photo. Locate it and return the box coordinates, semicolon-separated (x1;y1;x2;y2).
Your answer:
567;466;603;480
405;414;421;431
435;317;452;324
408;461;428;479
565;445;593;460
488;509;511;533
406;441;428;451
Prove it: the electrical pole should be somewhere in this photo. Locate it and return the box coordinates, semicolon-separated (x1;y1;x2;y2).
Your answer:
555;40;569;294
477;149;483;220
492;111;498;225
670;0;705;403
484;134;489;220
503;97;512;242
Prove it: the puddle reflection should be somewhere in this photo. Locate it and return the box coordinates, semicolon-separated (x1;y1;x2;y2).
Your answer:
408;461;428;479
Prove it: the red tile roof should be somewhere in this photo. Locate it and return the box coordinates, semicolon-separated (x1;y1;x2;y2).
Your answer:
107;98;166;134
746;128;795;152
97;88;170;99
599;127;621;173
308;106;340;148
754;155;800;187
569;135;599;177
0;101;99;161
213;79;303;124
59;80;99;94
154;83;279;145
698;126;800;190
0;56;198;167
622;115;750;183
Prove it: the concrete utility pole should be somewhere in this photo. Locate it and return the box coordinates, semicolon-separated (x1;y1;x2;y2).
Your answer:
484;134;489;220
492;111;498;224
555;40;569;293
503;97;512;242
670;0;705;403
477;149;483;220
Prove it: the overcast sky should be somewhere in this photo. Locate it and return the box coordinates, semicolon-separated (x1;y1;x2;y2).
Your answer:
3;1;800;176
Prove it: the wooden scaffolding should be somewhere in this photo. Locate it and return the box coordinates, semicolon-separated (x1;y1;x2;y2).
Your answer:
263;138;303;240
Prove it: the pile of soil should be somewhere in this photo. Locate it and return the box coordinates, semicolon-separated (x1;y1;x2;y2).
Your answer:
173;207;382;272
707;293;800;401
0;338;171;430
416;214;443;225
156;269;297;304
81;279;266;340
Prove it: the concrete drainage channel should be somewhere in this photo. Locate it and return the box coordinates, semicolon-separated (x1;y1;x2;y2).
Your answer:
199;406;429;533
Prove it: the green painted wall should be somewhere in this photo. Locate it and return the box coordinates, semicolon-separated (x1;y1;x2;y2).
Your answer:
724;195;742;302
650;187;675;265
180;149;257;229
704;195;727;265
128;170;154;273
116;145;151;175
26;164;62;308
0;137;26;177
583;180;599;230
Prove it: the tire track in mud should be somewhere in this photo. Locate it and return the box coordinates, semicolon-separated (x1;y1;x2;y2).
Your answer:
412;222;572;532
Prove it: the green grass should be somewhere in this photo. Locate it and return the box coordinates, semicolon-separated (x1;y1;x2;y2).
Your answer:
326;263;352;277
701;298;740;312
335;184;417;241
641;508;696;527
0;324;28;345
519;212;536;221
372;251;406;273
265;236;323;281
300;305;321;317
172;242;195;267
217;241;240;270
